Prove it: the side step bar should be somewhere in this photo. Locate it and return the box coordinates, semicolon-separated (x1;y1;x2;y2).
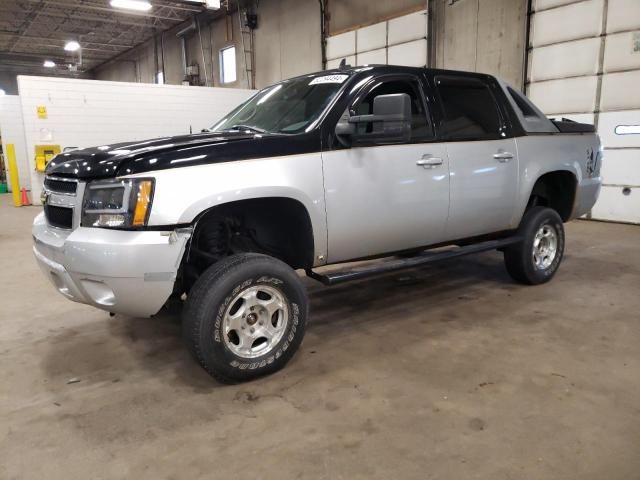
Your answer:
306;236;522;286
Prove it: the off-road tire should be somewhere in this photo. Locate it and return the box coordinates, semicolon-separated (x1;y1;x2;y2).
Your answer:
182;253;308;383
504;206;565;285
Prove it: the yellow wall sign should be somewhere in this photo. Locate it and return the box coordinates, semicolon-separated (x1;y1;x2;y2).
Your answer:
35;144;61;172
37;105;48;119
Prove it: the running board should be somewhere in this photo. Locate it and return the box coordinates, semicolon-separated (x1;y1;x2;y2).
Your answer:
306;236;522;286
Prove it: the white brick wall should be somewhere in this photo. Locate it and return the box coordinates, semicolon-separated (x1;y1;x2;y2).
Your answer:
0;95;30;191
16;76;254;204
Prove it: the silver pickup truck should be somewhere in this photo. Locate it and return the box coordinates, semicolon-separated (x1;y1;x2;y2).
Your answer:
33;65;602;382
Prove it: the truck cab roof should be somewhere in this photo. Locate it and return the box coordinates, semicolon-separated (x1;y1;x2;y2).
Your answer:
313;63;593;135
299;64;497;82
302;64;563;134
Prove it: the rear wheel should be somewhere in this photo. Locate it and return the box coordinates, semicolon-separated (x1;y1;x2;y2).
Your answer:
504;206;565;285
182;253;308;383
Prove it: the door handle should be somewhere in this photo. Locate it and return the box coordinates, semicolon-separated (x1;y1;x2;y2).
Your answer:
494;152;514;163
416;155;443;168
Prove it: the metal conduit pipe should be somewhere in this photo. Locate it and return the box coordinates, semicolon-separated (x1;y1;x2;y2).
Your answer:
318;0;327;70
177;19;197;78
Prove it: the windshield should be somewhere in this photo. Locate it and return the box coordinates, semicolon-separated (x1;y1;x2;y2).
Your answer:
210;73;350;134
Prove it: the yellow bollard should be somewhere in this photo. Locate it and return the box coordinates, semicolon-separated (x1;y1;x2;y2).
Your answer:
6;144;22;207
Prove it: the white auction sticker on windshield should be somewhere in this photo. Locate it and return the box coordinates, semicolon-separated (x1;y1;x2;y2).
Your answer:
309;74;349;85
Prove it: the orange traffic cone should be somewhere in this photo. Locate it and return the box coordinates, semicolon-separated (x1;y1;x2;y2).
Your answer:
20;188;31;206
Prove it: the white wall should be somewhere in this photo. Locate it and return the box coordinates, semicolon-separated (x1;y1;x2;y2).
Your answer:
0;95;30;191
16;76;254;204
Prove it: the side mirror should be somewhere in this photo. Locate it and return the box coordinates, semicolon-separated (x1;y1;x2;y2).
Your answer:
335;93;412;147
335;110;355;138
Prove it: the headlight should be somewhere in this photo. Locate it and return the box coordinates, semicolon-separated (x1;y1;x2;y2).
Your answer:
82;178;154;228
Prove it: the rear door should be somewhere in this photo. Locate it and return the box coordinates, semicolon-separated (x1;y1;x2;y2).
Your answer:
433;75;519;239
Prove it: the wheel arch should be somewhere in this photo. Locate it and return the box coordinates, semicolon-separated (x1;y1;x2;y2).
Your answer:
178;185;326;264
188;195;317;270
520;169;578;222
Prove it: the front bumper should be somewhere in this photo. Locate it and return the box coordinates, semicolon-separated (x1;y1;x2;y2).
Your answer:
32;212;191;317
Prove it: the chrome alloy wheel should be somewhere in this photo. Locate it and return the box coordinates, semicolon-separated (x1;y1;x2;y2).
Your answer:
532;224;558;270
222;284;289;359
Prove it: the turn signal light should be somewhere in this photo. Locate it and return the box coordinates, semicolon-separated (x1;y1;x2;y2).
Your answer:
133;180;153;226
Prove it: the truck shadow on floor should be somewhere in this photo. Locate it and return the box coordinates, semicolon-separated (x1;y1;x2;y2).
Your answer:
39;252;540;391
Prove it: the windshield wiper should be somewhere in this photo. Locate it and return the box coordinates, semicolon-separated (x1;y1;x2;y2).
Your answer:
223;124;268;133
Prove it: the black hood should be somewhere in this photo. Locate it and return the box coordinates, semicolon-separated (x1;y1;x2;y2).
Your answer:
45;131;321;179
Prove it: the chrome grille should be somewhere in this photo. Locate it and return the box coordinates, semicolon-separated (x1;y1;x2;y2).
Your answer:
44;176;78;195
42;177;85;230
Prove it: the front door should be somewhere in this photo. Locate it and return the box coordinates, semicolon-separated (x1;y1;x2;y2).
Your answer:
322;75;450;263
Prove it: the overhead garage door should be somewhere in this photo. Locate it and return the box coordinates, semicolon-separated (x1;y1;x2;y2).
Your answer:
527;0;640;223
325;10;428;69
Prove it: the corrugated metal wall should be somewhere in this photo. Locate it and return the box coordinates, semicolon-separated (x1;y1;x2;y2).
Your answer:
527;0;640;223
254;0;321;88
433;0;528;90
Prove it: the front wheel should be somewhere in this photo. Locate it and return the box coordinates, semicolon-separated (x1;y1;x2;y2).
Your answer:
182;253;308;383
504;207;565;285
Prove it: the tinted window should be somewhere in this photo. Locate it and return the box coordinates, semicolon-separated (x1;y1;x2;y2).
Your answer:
211;74;348;134
435;77;504;140
352;78;432;141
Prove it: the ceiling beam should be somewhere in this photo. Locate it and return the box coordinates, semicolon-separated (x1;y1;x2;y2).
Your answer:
0;31;137;49
0;7;173;29
15;0;202;21
0;50;113;60
11;45;117;57
7;0;46;52
0;52;111;66
0;0;225;77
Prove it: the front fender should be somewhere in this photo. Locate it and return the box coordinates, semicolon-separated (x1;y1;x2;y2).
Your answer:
129;154;328;264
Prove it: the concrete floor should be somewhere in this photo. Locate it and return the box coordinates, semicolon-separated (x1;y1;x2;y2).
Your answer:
1;195;639;480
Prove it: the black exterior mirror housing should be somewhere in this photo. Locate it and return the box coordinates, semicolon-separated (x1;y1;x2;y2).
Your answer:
335;93;412;146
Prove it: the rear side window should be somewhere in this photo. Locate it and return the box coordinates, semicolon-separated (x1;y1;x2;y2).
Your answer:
435;76;504;141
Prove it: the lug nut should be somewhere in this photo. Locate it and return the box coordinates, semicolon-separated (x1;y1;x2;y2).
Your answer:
250;328;255;333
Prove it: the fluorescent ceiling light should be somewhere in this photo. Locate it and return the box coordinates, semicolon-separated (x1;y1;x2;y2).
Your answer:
182;0;220;8
110;0;152;11
64;41;80;52
43;60;56;68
